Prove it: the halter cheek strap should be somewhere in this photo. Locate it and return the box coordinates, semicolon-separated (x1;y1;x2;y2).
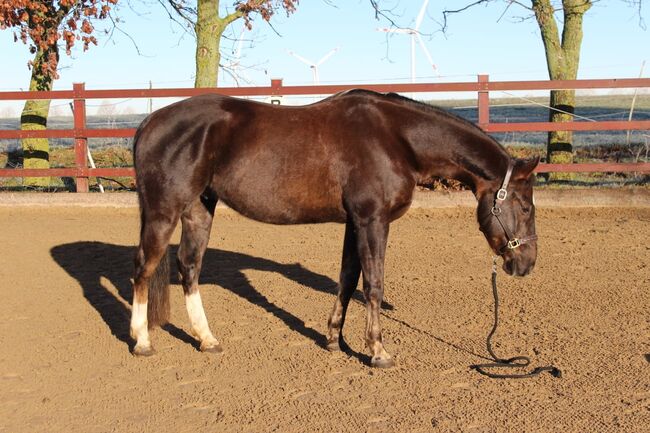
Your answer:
496;161;514;201
491;162;537;255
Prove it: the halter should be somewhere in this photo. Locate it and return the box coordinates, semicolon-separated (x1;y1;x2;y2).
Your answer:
490;162;538;255
472;161;561;380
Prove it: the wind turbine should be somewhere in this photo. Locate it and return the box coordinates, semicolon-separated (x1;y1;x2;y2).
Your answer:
286;47;340;85
377;0;438;83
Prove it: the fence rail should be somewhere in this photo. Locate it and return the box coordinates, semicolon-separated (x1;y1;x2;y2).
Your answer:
1;75;649;192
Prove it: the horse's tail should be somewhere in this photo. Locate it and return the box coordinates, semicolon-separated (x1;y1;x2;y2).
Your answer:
147;248;170;328
132;113;171;328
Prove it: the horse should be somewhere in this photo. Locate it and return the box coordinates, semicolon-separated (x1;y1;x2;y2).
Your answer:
129;90;539;368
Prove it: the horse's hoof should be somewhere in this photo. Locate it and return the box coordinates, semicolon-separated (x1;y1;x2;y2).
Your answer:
132;344;156;357
200;342;223;354
371;355;395;369
326;340;341;352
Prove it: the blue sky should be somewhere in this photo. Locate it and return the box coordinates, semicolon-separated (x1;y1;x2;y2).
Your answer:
1;0;648;113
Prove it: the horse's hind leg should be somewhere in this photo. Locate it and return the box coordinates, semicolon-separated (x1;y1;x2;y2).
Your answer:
178;193;222;353
327;220;361;351
131;213;178;356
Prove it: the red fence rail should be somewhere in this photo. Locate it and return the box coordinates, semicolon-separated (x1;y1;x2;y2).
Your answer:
1;75;649;192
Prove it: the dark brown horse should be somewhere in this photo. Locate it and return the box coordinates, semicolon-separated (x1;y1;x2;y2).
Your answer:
130;90;539;368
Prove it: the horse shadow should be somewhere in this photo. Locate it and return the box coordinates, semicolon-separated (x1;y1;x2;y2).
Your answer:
52;242;495;365
50;241;382;363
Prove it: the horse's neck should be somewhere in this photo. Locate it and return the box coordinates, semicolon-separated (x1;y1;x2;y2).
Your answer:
408;111;510;192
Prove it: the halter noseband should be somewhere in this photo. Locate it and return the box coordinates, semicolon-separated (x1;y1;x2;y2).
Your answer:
490;162;537;255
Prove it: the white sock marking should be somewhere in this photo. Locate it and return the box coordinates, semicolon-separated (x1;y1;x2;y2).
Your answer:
185;292;217;344
130;301;150;347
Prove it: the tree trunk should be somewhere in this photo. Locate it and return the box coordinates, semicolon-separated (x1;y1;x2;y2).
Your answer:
194;0;245;88
532;0;591;180
547;89;575;166
20;48;55;187
195;0;225;88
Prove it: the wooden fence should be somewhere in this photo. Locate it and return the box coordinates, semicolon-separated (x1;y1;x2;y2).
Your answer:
0;75;649;192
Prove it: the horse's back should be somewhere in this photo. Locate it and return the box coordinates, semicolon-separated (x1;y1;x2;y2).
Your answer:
208;97;353;223
134;93;416;224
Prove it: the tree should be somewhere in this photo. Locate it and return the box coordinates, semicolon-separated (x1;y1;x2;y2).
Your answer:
0;0;118;186
531;0;590;178
163;0;298;88
438;0;646;179
372;0;645;179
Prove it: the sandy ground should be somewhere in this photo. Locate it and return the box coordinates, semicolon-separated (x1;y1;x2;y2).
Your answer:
0;205;648;433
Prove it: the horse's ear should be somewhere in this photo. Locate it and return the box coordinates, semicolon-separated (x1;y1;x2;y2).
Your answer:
513;156;540;180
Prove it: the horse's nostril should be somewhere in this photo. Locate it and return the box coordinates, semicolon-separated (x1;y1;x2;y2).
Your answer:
510;261;518;276
502;258;515;275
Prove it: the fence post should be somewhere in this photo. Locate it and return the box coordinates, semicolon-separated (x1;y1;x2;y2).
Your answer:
271;78;283;95
73;82;89;192
477;74;490;128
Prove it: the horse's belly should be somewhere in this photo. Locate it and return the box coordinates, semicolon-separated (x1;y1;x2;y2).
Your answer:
219;193;346;224
214;175;346;225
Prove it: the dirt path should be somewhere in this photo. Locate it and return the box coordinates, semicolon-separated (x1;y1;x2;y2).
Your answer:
0;206;648;433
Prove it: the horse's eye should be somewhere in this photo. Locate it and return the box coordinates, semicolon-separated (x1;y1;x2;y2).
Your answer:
522;206;531;214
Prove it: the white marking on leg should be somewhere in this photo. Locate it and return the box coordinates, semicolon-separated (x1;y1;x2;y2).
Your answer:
185;291;219;350
130;301;151;350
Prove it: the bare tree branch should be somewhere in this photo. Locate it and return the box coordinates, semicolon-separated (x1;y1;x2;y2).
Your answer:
508;0;535;11
368;0;406;29
105;13;152;57
441;0;493;33
223;10;245;28
631;0;647;29
160;0;196;31
440;0;563;32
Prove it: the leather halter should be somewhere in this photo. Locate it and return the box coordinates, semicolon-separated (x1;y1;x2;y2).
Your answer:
472;162;561;380
490;162;537;255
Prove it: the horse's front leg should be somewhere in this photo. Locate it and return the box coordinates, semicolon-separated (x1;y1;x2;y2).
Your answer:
327;220;361;351
354;215;394;368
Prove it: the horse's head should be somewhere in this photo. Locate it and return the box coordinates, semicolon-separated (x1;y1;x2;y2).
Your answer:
476;157;539;277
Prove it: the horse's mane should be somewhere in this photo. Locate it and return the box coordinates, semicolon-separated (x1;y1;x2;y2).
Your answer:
331;89;510;181
333;89;496;140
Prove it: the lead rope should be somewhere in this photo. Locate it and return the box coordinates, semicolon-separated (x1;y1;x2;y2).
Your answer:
470;256;562;379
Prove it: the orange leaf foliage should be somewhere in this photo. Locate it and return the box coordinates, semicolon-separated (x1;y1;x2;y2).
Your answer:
0;0;118;79
235;0;299;30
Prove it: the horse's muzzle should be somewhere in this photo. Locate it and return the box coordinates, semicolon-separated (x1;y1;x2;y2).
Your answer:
502;253;535;277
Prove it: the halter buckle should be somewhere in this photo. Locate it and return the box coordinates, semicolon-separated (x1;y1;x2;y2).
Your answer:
507;238;521;249
496;188;508;201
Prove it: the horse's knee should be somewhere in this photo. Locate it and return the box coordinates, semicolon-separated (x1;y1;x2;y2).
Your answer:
364;284;384;305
